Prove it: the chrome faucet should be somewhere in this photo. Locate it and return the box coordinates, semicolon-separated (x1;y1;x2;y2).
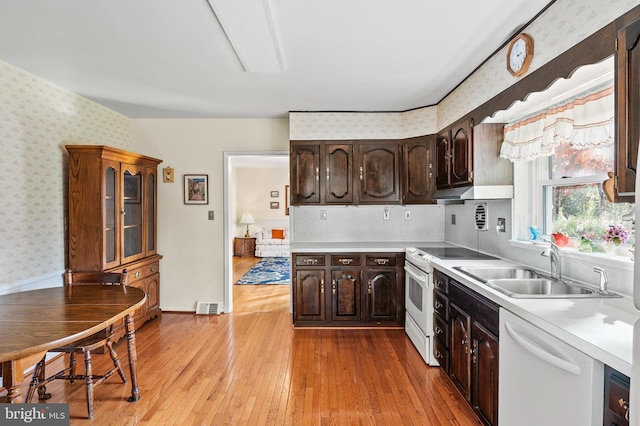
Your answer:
542;239;562;280
593;266;609;294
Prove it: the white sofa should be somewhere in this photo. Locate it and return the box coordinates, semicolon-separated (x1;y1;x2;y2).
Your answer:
254;228;290;257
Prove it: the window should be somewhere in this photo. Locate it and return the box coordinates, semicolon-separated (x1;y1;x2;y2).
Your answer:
541;141;634;245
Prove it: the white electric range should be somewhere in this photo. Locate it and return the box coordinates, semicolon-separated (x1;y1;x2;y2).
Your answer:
404;245;497;365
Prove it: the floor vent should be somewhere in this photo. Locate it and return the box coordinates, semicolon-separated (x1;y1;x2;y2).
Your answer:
196;301;222;315
474;203;488;231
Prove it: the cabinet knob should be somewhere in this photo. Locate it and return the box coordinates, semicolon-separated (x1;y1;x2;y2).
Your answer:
359;166;364;181
151;266;157;273
326;167;330;181
618;398;629;420
471;340;478;364
367;280;372;294
315;167;319;181
135;271;141;279
320;279;325;294
332;279;336;294
434;301;443;310
374;258;389;265
121;208;126;216
434;349;443;360
338;258;353;265
435;326;443;335
304;258;318;265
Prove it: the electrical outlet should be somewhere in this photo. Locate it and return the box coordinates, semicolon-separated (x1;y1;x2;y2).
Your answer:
320;210;327;220
208;211;215;220
383;208;390;220
404;211;411;221
497;217;506;232
451;214;456;225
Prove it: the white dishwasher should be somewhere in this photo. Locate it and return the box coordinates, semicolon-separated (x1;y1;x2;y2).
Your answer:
499;308;603;425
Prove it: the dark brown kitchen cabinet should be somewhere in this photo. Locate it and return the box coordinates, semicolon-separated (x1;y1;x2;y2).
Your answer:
325;143;354;204
604;365;630;426
293;255;326;323
615;18;640;201
356;141;401;204
402;135;436;204
66;145;162;331
290;142;321;204
292;252;404;327
330;254;362;321
440;275;499;426
436;118;473;189
433;270;450;371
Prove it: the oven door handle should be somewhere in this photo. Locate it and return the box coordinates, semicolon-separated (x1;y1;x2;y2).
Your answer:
404;265;430;290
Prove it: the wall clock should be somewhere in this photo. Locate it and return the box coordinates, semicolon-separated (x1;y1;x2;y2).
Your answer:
506;33;534;77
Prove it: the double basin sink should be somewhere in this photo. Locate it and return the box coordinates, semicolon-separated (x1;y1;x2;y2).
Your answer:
453;266;621;299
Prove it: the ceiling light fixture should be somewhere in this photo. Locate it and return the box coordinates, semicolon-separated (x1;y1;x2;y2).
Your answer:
206;0;285;73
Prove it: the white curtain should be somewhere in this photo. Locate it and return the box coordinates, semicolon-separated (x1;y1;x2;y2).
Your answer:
500;82;614;162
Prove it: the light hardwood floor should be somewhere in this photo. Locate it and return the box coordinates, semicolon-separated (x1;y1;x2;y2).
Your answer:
4;257;481;425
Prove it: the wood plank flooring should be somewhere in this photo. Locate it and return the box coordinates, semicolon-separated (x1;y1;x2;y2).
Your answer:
2;257;481;425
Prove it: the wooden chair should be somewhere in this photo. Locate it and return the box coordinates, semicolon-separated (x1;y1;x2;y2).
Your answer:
26;269;129;419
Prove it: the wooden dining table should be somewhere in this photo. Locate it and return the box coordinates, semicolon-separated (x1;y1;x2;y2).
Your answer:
0;285;146;404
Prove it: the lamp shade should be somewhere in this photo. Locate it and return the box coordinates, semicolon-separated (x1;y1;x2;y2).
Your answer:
240;212;255;225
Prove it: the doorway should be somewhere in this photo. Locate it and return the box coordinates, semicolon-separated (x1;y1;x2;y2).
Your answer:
223;151;290;313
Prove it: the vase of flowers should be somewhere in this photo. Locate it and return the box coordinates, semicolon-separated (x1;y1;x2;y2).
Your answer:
602;224;630;254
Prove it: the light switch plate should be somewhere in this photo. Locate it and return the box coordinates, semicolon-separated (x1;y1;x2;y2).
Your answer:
497;217;506;232
404;211;411;221
208;211;215;220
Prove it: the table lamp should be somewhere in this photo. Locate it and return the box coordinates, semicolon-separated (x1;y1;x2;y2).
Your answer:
240;211;255;237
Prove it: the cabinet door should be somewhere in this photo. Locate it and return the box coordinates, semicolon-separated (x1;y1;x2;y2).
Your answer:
616;19;640;201
146;273;160;316
472;321;499;426
290;142;321;204
450;302;472;401
451;120;473;187
145;167;158;256
402;135;436;204
435;131;451;189
294;269;326;322
330;269;361;321
357;142;400;204
364;269;397;321
104;160;121;269
121;164;146;264
325;143;354;203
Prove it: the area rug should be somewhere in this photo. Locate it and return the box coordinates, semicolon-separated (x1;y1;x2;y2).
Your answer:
236;257;291;285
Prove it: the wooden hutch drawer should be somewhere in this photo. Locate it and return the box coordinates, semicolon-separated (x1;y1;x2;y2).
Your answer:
125;261;159;283
294;254;326;267
365;254;397;267
331;254;362;266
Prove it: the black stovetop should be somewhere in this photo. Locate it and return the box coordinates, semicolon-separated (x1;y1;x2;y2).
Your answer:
416;246;497;260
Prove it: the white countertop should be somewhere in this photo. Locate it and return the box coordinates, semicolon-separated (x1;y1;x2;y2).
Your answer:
290;241;454;252
430;257;640;376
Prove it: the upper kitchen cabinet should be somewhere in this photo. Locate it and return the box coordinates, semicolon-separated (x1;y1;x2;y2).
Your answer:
290;142;321;204
356;141;401;204
66;145;163;325
436;118;473;189
325;143;354;204
615;18;640;201
401;135;436;204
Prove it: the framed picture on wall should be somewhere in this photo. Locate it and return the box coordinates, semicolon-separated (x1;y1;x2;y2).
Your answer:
184;174;209;204
270;201;279;209
271;190;279;198
285;185;289;216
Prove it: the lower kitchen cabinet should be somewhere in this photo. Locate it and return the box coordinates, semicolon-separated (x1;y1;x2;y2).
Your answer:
604;365;630;426
292;252;404;327
439;272;499;426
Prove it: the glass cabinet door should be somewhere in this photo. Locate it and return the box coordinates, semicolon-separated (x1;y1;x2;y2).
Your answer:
104;162;120;268
122;166;144;263
146;171;157;254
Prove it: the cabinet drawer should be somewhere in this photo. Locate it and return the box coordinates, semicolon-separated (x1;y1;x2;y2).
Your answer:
434;290;448;320
433;270;448;293
365;254;396;267
295;254;326;267
433;337;449;372
434;313;449;347
331;255;362;267
125;261;159;283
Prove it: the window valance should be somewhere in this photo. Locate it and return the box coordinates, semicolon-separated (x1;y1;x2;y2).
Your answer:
500;82;614;162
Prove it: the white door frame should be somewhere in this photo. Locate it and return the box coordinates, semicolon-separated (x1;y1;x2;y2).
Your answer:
223;151;288;313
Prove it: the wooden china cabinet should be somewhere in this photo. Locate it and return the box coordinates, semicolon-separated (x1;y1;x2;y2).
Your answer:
66;145;163;333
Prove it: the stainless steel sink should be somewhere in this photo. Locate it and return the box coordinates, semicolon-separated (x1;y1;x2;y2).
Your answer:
453;266;621;299
453;266;540;282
